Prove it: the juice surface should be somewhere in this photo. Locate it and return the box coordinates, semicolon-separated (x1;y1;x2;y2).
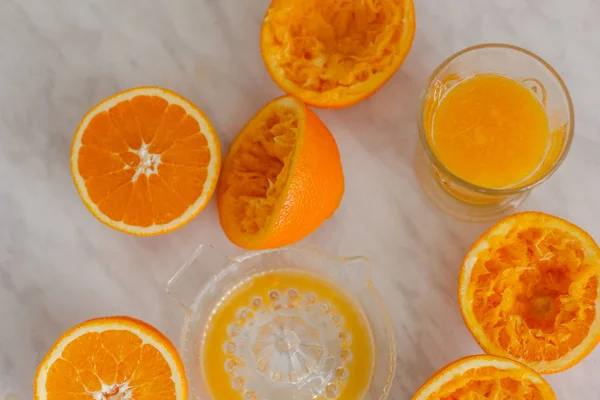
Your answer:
202;270;374;400
430;74;550;189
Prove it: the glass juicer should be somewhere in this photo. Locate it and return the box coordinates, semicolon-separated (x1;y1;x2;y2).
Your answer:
167;246;396;400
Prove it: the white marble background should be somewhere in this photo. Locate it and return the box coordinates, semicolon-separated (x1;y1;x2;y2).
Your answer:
1;0;600;398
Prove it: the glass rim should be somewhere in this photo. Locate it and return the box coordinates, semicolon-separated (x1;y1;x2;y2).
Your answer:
417;43;575;196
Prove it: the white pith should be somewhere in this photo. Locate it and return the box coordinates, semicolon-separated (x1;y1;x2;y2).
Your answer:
131;143;161;182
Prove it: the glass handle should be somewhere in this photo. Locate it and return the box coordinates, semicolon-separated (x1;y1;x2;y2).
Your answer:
166;244;229;311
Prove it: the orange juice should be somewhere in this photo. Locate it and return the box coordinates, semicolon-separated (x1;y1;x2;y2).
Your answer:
430;74;550;189
201;270;374;399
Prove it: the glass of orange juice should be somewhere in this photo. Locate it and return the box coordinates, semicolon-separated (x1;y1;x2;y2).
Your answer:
416;43;574;221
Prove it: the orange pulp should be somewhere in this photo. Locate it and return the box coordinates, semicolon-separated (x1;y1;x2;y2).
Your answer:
431;74;550;189
202;271;374;399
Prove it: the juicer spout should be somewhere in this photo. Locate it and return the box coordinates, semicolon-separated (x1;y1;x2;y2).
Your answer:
166;244;229;311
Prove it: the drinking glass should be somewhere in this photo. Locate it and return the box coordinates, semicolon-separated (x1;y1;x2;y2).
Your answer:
415;43;574;221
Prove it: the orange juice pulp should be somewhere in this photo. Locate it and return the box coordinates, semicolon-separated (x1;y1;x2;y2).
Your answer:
201;270;374;399
430;74;550;189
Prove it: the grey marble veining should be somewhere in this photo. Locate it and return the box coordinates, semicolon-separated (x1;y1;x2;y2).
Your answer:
1;0;599;398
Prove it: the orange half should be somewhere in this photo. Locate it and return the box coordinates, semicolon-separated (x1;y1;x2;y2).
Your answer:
217;96;344;249
412;355;556;399
459;212;600;373
260;0;416;108
34;316;187;400
71;87;221;235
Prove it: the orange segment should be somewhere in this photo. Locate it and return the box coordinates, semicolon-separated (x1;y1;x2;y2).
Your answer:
123;175;153;227
148;174;189;225
108;100;144;150
131;95;169;144
412;355;556;399
71;87;221;235
260;0;416;108
459;212;600;373
34;316;187;400
159;164;208;204
217;96;344;249
77;147;127;178
97;182;135;222
161;135;211;167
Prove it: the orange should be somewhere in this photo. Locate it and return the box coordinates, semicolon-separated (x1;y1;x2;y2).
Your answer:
260;0;416;108
412;355;556;399
459;212;600;373
34;316;187;400
71;87;221;235
217;96;344;249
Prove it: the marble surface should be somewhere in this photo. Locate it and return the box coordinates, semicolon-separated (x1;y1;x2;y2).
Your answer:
1;0;600;398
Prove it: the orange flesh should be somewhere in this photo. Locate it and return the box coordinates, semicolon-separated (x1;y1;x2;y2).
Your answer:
46;330;175;399
431;74;550;189
219;107;298;235
202;271;374;400
264;0;407;94
469;227;598;362
430;366;545;399
78;95;210;227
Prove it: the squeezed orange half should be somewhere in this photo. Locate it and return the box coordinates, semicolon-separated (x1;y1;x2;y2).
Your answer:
430;74;550;189
201;271;374;399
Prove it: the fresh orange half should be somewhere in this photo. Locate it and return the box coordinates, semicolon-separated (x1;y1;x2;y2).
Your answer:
217;96;344;249
71;87;221;235
34;316;187;400
412;355;556;399
260;0;416;108
459;212;600;373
